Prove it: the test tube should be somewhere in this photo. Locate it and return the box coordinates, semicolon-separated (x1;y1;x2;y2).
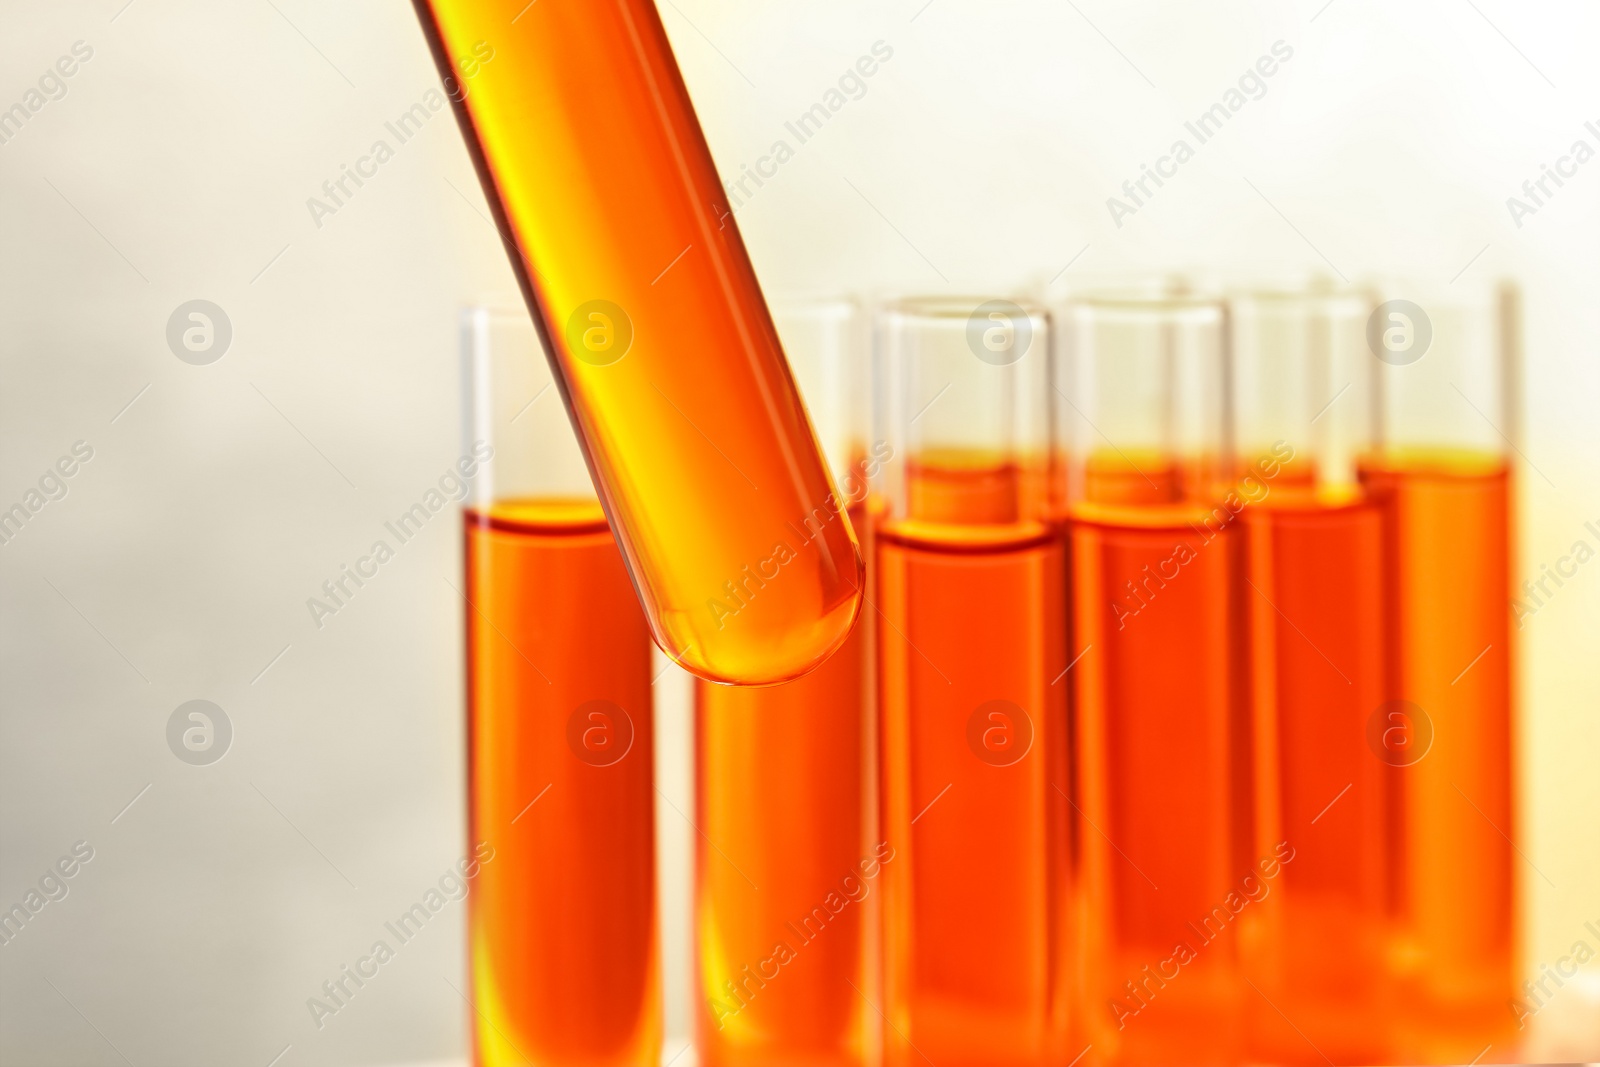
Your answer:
1230;285;1393;1064
1055;291;1245;1065
874;297;1071;1067
1359;282;1519;1062
414;0;863;685
693;297;879;1066
461;307;659;1067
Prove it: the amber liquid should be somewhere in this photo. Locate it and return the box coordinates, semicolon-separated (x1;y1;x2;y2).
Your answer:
877;461;1071;1067
464;499;659;1067
416;0;862;684
1359;451;1517;1063
1081;450;1183;506
1240;488;1392;1065
1068;497;1246;1066
694;611;872;1067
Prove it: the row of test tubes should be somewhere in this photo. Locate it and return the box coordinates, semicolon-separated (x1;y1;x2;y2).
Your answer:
458;276;1519;1067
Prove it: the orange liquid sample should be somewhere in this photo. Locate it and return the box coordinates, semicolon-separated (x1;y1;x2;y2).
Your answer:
1077;448;1290;508
1081;450;1183;506
1068;499;1246;1065
1358;451;1517;1063
417;0;862;684
464;499;659;1067
1240;488;1393;1065
877;462;1071;1067
908;451;1050;524
694;609;873;1067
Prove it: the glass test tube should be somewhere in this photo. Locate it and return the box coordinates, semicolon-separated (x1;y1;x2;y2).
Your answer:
693;297;878;1067
874;297;1070;1067
1359;282;1519;1063
462;307;660;1067
415;0;863;685
1056;292;1245;1065
1230;285;1394;1064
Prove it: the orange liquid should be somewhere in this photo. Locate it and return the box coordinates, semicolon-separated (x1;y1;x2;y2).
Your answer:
1236;447;1316;491
1240;488;1393;1065
1081;450;1182;506
1077;448;1274;508
908;451;1050;524
464;499;659;1066
1358;451;1517;1063
694;614;872;1067
417;0;862;684
1068;500;1246;1065
877;464;1071;1067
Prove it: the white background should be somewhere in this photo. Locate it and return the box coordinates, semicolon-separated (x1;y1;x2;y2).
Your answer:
1;1;1596;1064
